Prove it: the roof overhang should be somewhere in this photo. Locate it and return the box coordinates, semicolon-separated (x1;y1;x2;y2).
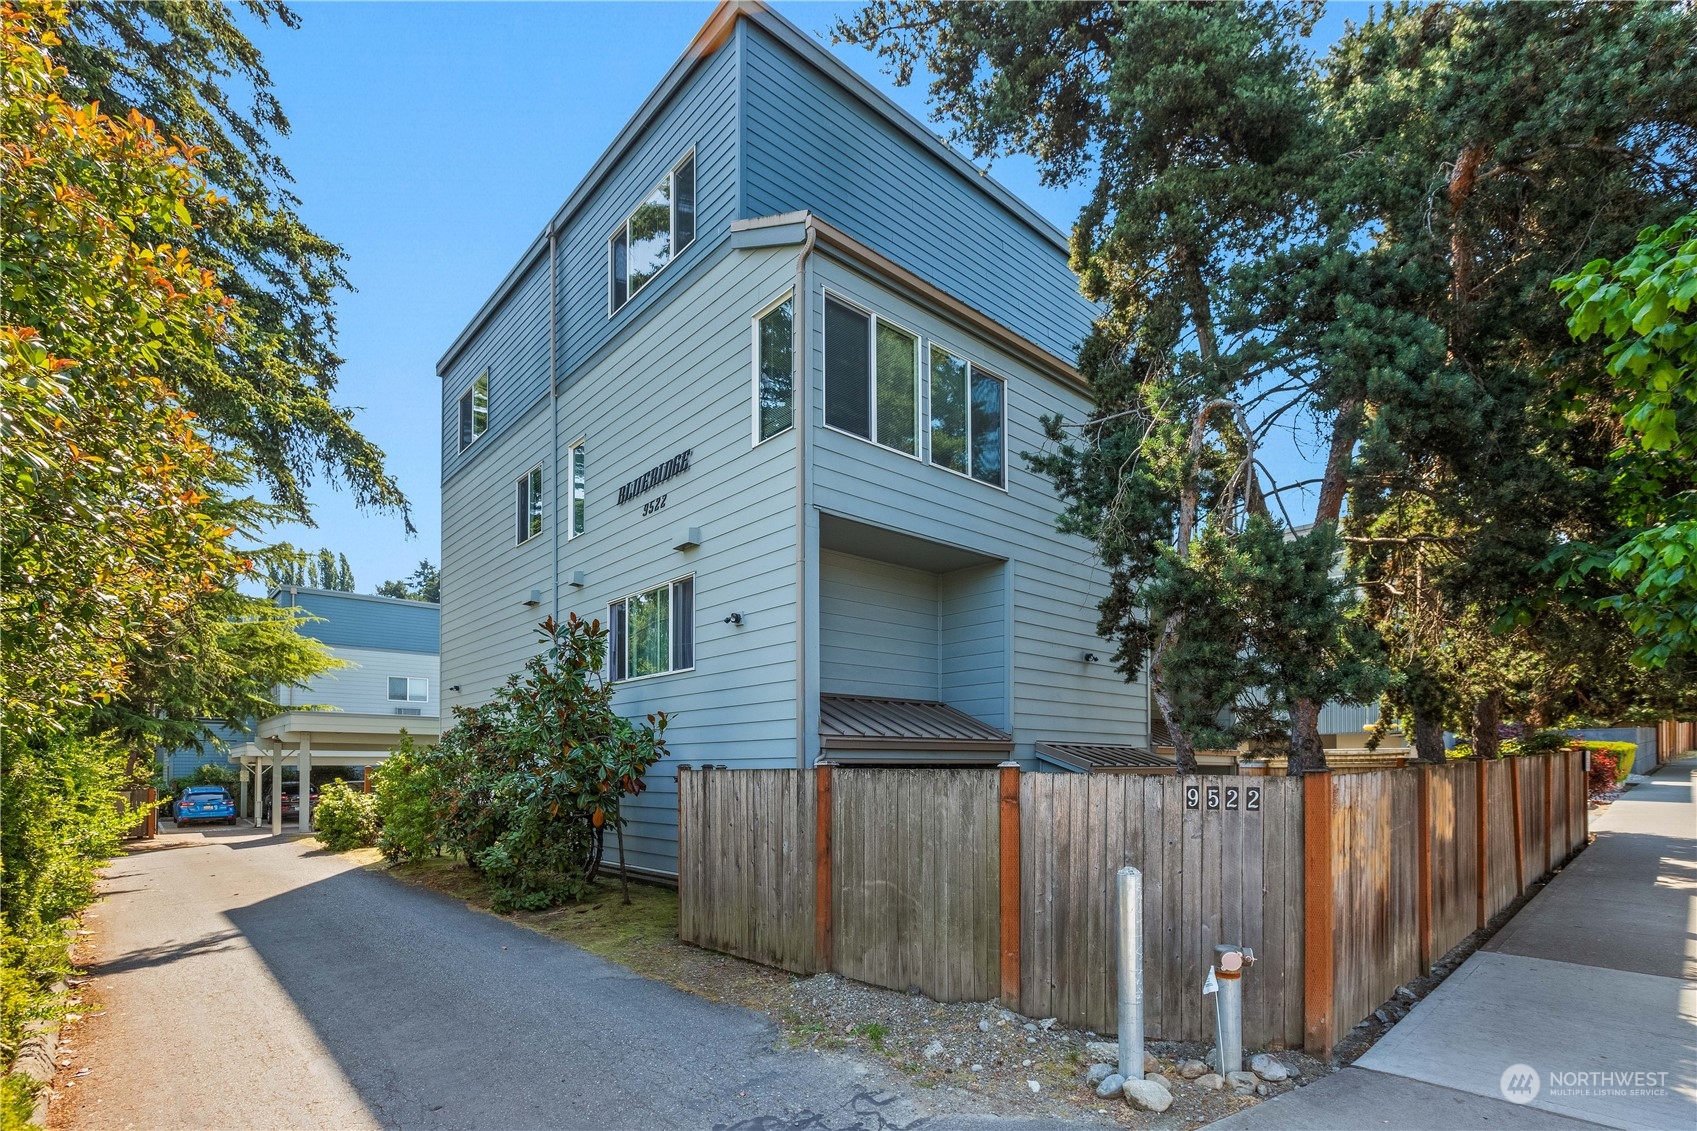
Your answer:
250;711;441;753
1035;741;1177;775
732;212;1087;395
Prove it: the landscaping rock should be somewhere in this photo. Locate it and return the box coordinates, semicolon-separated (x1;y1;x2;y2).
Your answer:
979;1019;992;1032
1085;1063;1116;1087
1038;1017;1057;1030
922;1039;945;1060
1195;1073;1225;1091
1226;1070;1258;1089
1179;1059;1209;1079
1145;1051;1160;1074
1027;1079;1041;1093
1023;1022;1037;1031
1122;1077;1173;1113
970;1063;984;1073
1250;1053;1290;1082
1095;1073;1126;1099
1084;1040;1119;1063
1257;1083;1270;1096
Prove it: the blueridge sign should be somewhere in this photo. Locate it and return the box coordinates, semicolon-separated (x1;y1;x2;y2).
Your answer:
617;448;694;506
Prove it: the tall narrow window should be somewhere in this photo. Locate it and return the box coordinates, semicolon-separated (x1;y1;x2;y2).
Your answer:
515;466;543;544
609;150;696;313
929;346;970;475
875;322;918;454
754;294;794;442
568;441;586;538
825;298;870;438
928;347;1005;488
970;369;1005;487
608;576;694;681
823;295;918;457
457;370;488;451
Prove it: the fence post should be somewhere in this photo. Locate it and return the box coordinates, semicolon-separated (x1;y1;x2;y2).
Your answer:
814;763;834;975
1476;758;1489;929
998;763;1021;1012
147;787;157;839
1416;766;1433;972
1508;756;1525;895
1302;770;1335;1058
1543;755;1554;876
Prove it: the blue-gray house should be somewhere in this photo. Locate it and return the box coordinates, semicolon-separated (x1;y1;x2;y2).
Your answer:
436;0;1149;877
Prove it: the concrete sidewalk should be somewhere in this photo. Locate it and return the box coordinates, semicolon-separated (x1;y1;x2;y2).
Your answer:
1215;755;1697;1131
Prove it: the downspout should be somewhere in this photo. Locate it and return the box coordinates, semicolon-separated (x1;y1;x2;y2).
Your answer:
794;221;818;769
549;227;561;625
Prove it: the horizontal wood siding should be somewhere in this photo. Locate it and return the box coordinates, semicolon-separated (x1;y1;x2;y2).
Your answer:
940;563;1008;730
806;257;1147;760
291;646;440;717
819;551;940;701
677;767;816;973
442;246;805;875
832;768;1001;1002
1019;773;1304;1046
1427;762;1478;960
739;22;1095;365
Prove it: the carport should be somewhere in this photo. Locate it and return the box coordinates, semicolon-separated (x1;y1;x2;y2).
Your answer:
230;711;441;835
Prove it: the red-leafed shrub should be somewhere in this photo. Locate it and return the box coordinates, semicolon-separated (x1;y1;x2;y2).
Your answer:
1587;751;1620;797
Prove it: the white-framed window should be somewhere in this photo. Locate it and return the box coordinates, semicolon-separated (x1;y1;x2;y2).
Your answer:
568;440;586;538
824;293;919;458
609;149;696;314
608;575;694;682
387;676;429;703
928;345;1006;488
752;292;795;443
515;465;543;544
457;370;489;451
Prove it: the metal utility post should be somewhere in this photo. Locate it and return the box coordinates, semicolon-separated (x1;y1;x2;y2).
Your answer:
1116;866;1145;1081
1214;944;1253;1074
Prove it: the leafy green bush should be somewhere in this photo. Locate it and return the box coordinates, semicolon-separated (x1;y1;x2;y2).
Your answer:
374;732;445;863
2;1072;40;1131
312;780;377;852
1;734;131;1061
434;615;669;911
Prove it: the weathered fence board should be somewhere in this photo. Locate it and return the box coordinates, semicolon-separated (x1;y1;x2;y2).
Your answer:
1484;760;1518;916
1329;771;1421;1042
1428;763;1479;959
678;768;817;974
832;768;1001;1002
1018;774;1304;1046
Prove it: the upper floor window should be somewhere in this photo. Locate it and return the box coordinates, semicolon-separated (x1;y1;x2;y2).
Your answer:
568;440;587;538
388;676;428;702
609;149;696;313
607;576;694;681
824;295;918;457
457;371;488;451
515;466;543;544
929;346;1006;488
753;293;794;442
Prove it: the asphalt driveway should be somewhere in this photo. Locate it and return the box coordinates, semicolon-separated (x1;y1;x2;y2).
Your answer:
60;825;1087;1131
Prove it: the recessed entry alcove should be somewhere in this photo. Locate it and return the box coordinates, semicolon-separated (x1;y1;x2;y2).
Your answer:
817;515;1011;763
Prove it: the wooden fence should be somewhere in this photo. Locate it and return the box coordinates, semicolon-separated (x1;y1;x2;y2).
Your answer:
1306;749;1588;1052
121;787;157;840
680;750;1587;1057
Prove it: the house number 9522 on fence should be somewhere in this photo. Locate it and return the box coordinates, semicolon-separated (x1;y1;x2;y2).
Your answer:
1185;784;1261;812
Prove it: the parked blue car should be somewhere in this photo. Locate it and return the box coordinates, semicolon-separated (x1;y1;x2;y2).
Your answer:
173;785;236;825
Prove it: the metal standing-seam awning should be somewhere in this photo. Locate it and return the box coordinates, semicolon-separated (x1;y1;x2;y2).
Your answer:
1033;741;1177;774
818;694;1014;765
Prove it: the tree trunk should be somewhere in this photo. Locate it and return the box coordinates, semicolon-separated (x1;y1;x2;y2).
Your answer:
1411;707;1446;764
615;817;631;905
1287;698;1325;775
1150;624;1198;774
1472;691;1503;760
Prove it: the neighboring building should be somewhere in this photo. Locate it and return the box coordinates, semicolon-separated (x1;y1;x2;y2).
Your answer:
435;1;1151;877
226;587;442;830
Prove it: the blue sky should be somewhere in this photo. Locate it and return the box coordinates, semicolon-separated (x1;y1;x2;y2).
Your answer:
250;1;1360;591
